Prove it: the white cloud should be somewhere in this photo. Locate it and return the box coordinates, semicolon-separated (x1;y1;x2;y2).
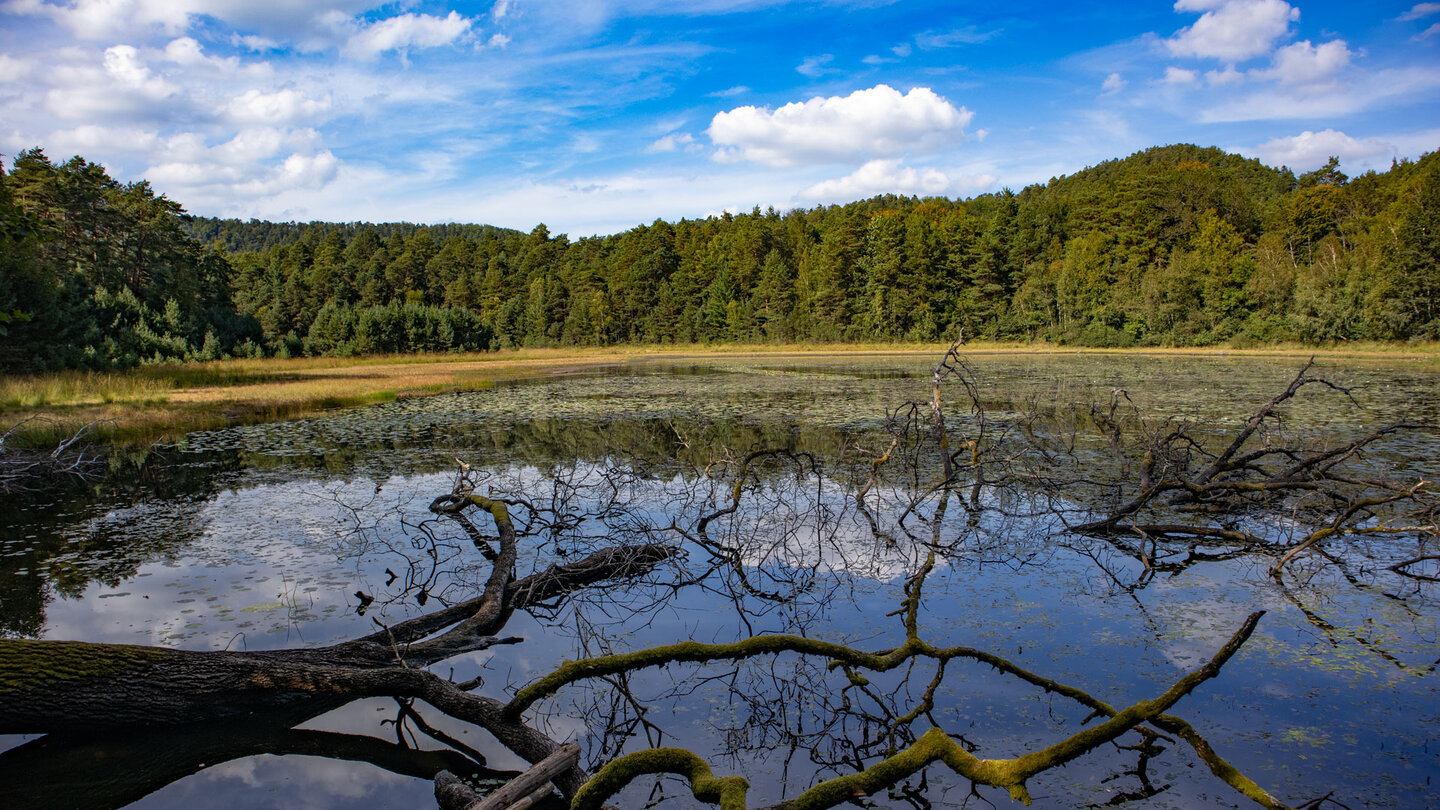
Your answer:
224;89;331;126
708;84;972;167
645;132;695;153
1206;65;1245;84
9;0;190;39
1397;3;1440;21
342;11;476;60
160;37;247;75
1101;72;1126;94
915;26;998;49
1419;22;1440;39
1167;0;1300;62
797;158;952;200
1162;66;1198;84
486;33;511;48
4;0;381;44
709;85;749;98
145;129;339;199
44;44;179;118
162;37;207;66
892;43;912;58
231;34;280;52
1199;65;1440;121
1249;128;1398;171
1258;39;1351;85
796;54;835;78
45;123;160;157
0;54;32;83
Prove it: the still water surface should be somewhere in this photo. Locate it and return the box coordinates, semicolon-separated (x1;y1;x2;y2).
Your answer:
2;353;1437;809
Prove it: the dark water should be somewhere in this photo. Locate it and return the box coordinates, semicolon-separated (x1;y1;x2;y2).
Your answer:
2;353;1437;809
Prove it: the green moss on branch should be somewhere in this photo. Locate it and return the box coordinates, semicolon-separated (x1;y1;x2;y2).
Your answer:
0;639;172;692
571;748;749;810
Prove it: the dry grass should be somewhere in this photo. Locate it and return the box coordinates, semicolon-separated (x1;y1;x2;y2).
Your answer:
3;340;1435;447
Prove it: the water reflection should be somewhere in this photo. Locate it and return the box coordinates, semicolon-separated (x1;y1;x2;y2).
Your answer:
1;354;1437;809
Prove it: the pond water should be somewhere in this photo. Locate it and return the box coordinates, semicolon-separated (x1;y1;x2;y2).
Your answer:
2;352;1438;809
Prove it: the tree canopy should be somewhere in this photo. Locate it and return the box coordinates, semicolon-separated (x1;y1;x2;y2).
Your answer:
3;144;1438;372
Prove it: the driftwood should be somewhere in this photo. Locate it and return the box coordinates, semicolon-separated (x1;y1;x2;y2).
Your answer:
437;743;579;810
0;416;107;495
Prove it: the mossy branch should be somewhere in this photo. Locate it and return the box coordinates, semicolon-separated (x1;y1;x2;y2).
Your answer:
571;747;749;810
567;610;1274;809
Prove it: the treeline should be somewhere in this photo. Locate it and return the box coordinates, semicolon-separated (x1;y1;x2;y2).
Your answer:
0;150;493;371
183;217;518;255
226;144;1438;352
2;143;1437;372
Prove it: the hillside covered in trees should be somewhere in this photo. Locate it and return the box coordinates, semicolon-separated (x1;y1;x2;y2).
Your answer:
2;144;1436;372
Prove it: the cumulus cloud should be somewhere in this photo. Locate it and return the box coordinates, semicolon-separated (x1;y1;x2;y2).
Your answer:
0;54;32;83
1206;65;1245;84
1162;66;1198;83
708;84;972;167
1167;0;1299;62
224;89;331;126
342;11;476;60
798;158;952;200
232;34;280;52
160;37;249;75
45;44;178;118
5;0;379;44
1101;72;1126;94
8;0;190;39
1258;39;1351;85
145;128;339;197
44;123;161;158
1250;129;1393;169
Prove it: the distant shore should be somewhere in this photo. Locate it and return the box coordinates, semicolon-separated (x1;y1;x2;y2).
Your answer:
4;341;1436;447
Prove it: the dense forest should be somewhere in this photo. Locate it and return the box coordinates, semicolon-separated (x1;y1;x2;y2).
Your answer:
1;143;1436;372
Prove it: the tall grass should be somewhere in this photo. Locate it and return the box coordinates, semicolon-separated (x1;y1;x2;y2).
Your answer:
0;370;173;410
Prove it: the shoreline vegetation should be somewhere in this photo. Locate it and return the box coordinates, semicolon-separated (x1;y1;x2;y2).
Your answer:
4;341;1436;447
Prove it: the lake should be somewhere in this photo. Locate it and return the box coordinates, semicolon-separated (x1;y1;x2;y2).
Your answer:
2;352;1437;809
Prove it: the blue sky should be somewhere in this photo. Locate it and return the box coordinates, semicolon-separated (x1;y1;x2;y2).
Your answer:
1;0;1437;235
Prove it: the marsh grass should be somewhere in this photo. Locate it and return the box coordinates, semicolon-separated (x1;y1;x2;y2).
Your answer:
0;371;172;410
2;341;1434;448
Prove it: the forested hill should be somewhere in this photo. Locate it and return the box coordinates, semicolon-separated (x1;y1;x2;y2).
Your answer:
2;143;1436;372
183;218;520;255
